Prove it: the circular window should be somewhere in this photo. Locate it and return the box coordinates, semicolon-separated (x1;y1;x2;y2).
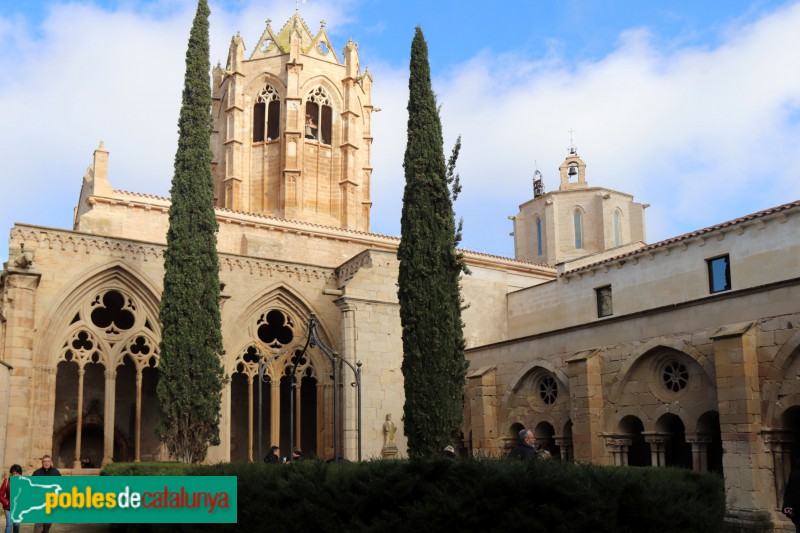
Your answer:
539;376;558;404
662;361;689;392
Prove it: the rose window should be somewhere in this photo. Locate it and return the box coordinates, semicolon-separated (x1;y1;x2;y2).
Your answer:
662;361;689;392
539;376;558;405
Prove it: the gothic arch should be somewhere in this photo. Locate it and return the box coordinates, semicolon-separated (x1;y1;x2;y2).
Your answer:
223;283;334;378
502;362;571;434
298;76;344;110
243;74;287;101
35;261;162;368
504;360;570;405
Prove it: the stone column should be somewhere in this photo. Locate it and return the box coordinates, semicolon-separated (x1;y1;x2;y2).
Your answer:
604;436;632;466
247;375;254;462
270;381;280;448
686;433;711;472
103;369;116;465
554;435;573;462
74;367;85;469
336;303;357;459
643;433;668;466
711;322;773;530
295;380;302;447
2;267;41;466
566;349;605;462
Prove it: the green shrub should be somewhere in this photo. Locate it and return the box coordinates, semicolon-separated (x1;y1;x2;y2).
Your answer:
106;458;724;533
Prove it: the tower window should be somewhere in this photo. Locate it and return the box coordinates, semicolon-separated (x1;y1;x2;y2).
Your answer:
707;255;731;293
614;209;621;247
574;209;583;249
305;87;333;145
536;217;543;256
253;85;280;143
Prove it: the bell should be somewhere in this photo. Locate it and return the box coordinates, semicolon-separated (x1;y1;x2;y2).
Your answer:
568;165;578;177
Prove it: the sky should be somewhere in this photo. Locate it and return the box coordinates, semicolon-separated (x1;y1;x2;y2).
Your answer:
1;0;800;264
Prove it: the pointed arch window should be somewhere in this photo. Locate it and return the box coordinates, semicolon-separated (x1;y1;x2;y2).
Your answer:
305;87;332;145
535;217;543;256
613;209;622;247
253;85;281;143
574;209;583;249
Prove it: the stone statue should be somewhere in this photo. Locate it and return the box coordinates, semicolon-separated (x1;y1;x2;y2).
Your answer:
383;413;397;447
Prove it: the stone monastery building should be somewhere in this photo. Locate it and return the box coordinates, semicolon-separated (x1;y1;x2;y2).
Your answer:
1;12;799;532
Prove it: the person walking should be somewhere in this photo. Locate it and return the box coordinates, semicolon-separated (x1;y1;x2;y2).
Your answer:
1;464;22;533
32;456;60;533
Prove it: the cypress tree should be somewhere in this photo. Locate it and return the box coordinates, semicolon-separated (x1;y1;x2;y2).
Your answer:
398;27;468;457
156;0;225;464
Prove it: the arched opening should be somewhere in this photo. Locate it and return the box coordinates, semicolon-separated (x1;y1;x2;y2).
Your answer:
560;420;574;462
697;411;723;474
782;406;800;463
573;209;583;249
508;422;525;455
535;217;543;256
252;85;281;143
300;374;318;457
656;413;692;469
305;87;332;145
620;415;650;466
534;421;559;459
52;359;106;468
230;369;271;463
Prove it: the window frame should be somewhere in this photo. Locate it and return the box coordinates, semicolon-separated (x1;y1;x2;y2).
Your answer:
595;285;613;318
706;254;731;294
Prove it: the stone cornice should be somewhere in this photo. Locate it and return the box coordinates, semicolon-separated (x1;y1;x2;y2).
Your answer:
10;225;336;282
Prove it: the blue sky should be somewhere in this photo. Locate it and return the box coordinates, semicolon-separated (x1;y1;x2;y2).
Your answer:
1;0;799;263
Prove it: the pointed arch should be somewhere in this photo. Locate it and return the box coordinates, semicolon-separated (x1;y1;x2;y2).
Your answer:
35;261;162;368
223;282;335;377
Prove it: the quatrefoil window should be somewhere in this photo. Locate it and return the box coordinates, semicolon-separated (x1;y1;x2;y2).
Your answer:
257;310;293;348
90;291;135;333
662;361;689;392
539;376;558;405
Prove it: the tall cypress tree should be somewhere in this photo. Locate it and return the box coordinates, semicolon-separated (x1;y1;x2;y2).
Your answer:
398;27;468;457
157;0;224;464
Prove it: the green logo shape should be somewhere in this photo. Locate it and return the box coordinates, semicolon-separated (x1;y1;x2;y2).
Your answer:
10;476;237;524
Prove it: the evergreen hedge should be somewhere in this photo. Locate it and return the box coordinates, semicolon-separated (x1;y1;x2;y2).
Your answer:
104;458;724;532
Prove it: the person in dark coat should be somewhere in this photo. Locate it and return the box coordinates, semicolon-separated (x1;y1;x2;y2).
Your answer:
264;446;282;464
508;429;539;459
783;459;800;532
32;456;60;533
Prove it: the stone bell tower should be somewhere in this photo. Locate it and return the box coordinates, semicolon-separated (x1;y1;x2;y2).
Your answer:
211;14;375;231
512;145;648;265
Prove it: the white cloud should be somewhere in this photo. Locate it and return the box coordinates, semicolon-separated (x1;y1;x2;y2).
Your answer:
366;2;800;255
